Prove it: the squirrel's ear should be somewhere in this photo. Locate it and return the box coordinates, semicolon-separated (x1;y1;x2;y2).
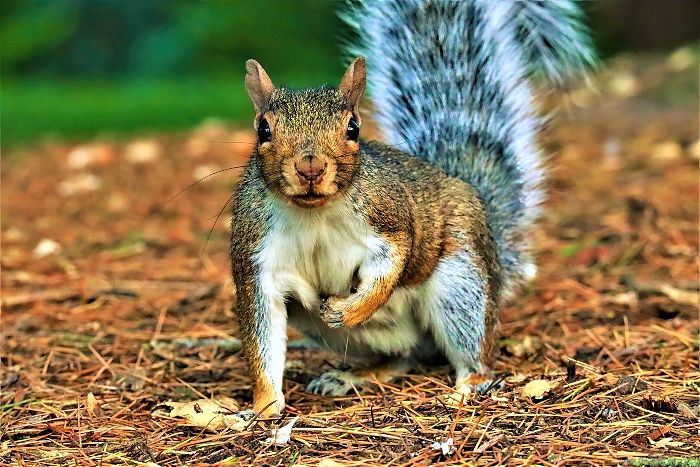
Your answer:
339;57;366;111
245;60;275;113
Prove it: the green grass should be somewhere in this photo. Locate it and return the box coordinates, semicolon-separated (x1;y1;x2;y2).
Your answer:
2;78;249;146
1;69;338;147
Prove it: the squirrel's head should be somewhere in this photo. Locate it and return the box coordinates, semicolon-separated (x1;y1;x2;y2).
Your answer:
245;57;366;208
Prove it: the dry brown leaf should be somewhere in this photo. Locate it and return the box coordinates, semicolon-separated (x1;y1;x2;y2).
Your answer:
615;375;648;395
658;284;699;307
85;392;103;417
650;437;684;449
522;379;553;399
153;397;250;432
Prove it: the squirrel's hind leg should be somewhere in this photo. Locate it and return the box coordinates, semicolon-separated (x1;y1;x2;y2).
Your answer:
306;355;416;397
417;248;500;395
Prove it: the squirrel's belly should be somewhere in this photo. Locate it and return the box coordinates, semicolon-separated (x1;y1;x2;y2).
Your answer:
258;200;427;357
350;286;425;355
287;285;426;358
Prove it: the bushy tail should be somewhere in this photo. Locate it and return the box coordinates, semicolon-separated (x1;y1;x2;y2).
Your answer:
342;0;594;291
509;0;597;88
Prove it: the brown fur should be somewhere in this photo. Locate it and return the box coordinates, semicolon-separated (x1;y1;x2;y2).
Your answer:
231;58;502;414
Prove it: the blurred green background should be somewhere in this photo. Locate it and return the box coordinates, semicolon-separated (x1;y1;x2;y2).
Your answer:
1;0;698;147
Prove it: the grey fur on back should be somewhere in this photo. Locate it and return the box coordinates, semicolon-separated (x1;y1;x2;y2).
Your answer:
342;0;594;292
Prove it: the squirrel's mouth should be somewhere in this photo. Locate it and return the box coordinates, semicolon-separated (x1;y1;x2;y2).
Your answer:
291;192;330;207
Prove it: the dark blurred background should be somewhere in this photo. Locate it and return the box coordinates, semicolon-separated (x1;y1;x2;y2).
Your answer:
1;0;698;147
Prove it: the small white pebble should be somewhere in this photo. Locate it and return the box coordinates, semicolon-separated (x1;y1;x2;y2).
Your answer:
33;238;62;258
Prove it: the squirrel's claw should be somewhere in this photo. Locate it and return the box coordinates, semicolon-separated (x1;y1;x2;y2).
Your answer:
319;297;346;328
306;370;355;396
233;409;257;422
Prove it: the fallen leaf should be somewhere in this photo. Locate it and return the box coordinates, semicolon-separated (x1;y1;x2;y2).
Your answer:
86;392;103;417
263;416;299;445
650;437;684;449
107;192;129;212
658;284;699;307
474;433;506;454
522;379;553;399
689;140;700;160
431;437;455;456
646;426;671;441
154;398;253;432
615;376;648;395
652;141;683;161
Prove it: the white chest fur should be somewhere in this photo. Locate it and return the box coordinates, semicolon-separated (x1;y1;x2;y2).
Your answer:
253;199;425;357
255;199;380;308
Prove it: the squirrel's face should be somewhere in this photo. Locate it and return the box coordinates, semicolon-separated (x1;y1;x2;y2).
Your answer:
245;58;366;208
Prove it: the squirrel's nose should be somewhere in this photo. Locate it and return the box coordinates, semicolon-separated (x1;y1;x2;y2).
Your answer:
295;158;327;183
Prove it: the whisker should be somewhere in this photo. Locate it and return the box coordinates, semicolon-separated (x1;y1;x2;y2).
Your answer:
157;166;247;212
208;140;256;157
202;191;237;253
209;140;256;145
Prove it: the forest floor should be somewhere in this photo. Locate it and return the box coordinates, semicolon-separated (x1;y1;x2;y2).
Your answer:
2;50;699;466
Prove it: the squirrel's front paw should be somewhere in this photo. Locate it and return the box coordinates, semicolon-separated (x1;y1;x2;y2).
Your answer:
319;296;347;328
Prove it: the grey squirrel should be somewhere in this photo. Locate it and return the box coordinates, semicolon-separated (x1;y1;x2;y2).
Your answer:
230;0;595;416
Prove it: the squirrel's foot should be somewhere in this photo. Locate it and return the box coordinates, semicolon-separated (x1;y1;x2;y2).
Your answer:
224;410;257;431
233;409;257;422
306;357;415;397
306;369;360;396
445;373;502;405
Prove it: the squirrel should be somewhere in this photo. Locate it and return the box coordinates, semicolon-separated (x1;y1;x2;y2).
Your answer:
230;0;595;416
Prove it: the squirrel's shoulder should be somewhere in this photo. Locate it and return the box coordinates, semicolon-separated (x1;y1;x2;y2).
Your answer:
360;140;477;196
360;140;445;179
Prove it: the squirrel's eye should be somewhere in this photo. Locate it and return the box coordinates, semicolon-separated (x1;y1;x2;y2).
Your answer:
346;117;359;141
257;118;272;143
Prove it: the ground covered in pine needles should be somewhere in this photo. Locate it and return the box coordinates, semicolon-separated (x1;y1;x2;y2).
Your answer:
2;50;699;466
